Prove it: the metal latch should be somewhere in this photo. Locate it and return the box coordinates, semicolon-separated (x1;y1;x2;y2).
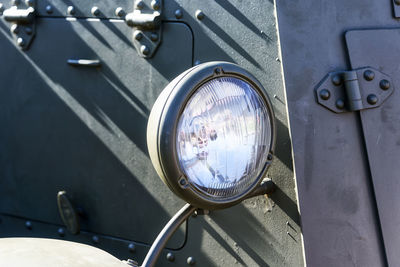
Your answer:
125;0;162;58
315;67;394;113
1;0;36;49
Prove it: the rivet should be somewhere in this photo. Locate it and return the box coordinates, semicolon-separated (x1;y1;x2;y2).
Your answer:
319;89;330;100
331;75;342;86
25;221;32;229
92;235;99;244
25;0;34;6
367;94;378;105
25;27;32;35
267;154;273;161
67;6;75;15
45;5;53;14
195;10;205;20
12;0;19;6
151;0;160;10
140;45;150;55
11;24;19;34
166;252;175;262
58;228;65;237
115;7;125;17
134;30;143;40
187;256;195;265
335;99;345;109
380;79;390;90
175;9;183;19
135;0;144;9
150;33;158;42
194;60;201;65
395;0;400;5
128;243;136;253
91;6;100;16
363;70;375;81
17;37;25;47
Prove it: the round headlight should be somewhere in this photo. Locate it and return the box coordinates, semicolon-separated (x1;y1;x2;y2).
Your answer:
147;62;275;210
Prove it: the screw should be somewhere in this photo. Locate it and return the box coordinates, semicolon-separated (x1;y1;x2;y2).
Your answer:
140;45;150;55
128;243;136;253
134;30;143;40
166;252;175;262
175;9;183;19
335;99;345;109
367;94;378;105
25;0;34;6
195;10;205;20
331;75;342;86
395;0;400;5
135;0;144;9
17;37;25;47
363;70;375;81
91;6;100;16
380;79;390;90
151;0;160;10
319;89;330;100
67;6;75;15
45;5;53;14
92;235;99;244
25;27;32;35
150;33;158;42
115;7;125;17
58;228;65;237
11;24;19;34
187;256;196;265
25;221;32;230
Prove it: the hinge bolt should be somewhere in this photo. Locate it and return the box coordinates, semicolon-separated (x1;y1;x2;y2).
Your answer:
151;0;160;10
380;79;390;90
175;9;183;19
67;6;75;16
135;0;144;10
363;70;375;81
128;243;136;253
319;89;330;100
115;7;125;17
195;10;205;20
367;94;378;105
166;252;175;262
45;5;53;14
91;6;100;16
140;45;150;55
395;0;400;5
11;24;19;34
150;33;158;41
17;37;25;47
335;99;345;109
331;75;342;86
134;30;143;40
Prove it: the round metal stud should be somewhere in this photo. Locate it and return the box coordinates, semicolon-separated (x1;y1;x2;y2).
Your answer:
115;7;125;17
128;243;136;253
367;94;378;105
150;33;158;42
363;70;375;81
380;79;390;90
45;5;53;14
58;227;65;237
151;0;160;10
195;10;205;20
134;30;143;40
140;45;150;55
175;9;183;19
25;27;32;35
166;252;175;262
91;6;100;16
187;256;195;265
11;24;19;34
331;75;342;86
25;0;34;6
67;6;75;15
17;37;25;47
335;99;345;109
25;220;32;230
395;0;400;5
135;0;144;9
319;89;330;100
92;235;99;244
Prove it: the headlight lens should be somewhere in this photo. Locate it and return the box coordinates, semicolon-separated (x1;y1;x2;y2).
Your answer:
176;77;272;199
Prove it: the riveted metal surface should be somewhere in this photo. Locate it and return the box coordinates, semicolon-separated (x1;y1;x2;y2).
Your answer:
275;0;392;266
346;28;400;267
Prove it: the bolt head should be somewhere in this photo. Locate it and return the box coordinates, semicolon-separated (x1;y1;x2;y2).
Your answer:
45;5;53;14
115;7;125;17
25;221;32;229
319;89;330;100
91;6;100;16
92;235;99;244
187;256;195;265
17;37;25;47
331;75;342;86
140;45;150;55
380;79;390;90
25;0;34;6
58;228;65;237
67;6;75;15
367;94;378;105
195;10;205;20
134;30;143;40
175;9;183;19
11;24;19;34
151;0;160;10
335;99;345;109
150;33;158;42
135;0;144;9
128;243;136;253
166;252;175;262
363;70;375;81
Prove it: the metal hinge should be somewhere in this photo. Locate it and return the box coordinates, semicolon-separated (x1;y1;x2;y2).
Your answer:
1;0;36;49
125;0;162;58
315;67;394;113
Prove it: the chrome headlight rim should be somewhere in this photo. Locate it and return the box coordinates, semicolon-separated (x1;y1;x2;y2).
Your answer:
147;61;276;210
